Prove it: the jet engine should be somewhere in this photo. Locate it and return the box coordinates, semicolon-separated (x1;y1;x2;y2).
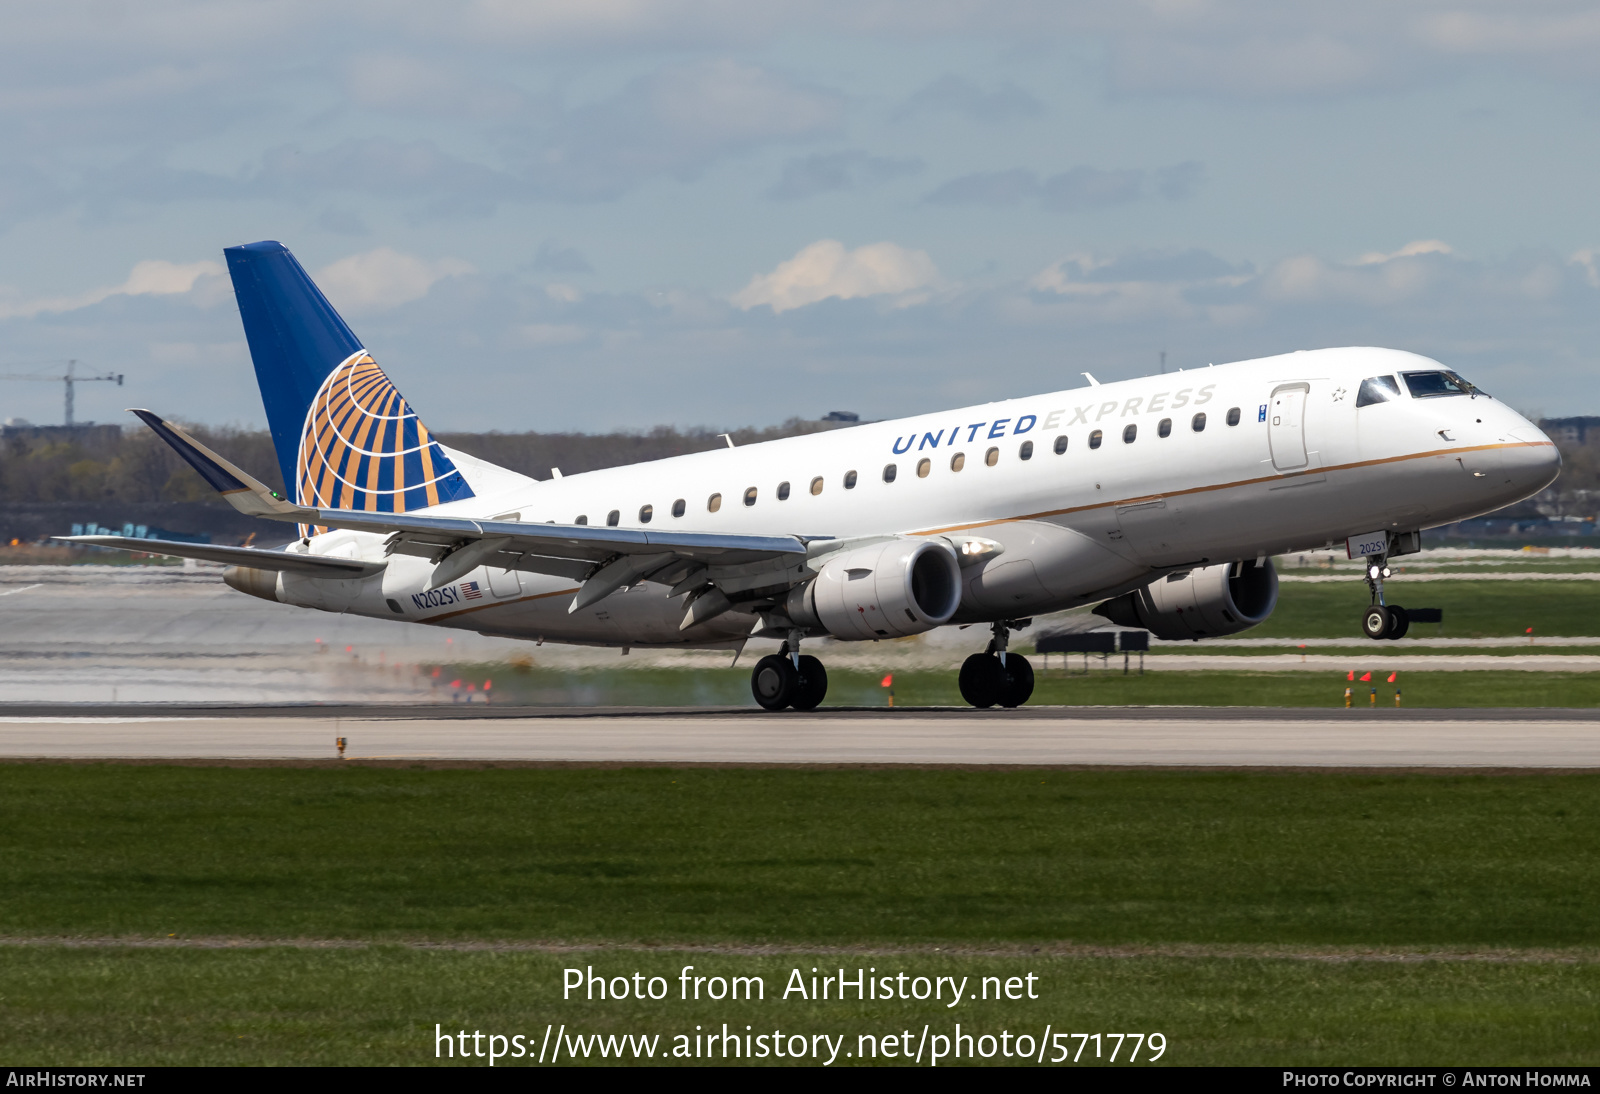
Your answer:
1094;558;1278;640
786;536;962;640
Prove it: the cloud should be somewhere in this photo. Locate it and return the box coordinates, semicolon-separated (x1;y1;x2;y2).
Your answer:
523;59;843;200
1354;239;1452;265
731;240;939;313
312;248;473;316
894;75;1044;121
1039;167;1145;211
766;150;922;200
531;242;595;275
0;259;222;319
344;54;528;119
925;162;1199;210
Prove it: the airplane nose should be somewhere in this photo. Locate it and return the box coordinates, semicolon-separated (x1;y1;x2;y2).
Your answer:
1504;425;1562;494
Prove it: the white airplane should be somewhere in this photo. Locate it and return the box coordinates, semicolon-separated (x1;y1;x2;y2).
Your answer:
70;241;1560;710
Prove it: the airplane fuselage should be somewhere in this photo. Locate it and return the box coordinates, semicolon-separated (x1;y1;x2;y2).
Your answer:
257;346;1558;649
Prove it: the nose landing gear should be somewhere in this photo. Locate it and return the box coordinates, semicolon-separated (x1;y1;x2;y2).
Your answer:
958;620;1035;708
1359;556;1410;641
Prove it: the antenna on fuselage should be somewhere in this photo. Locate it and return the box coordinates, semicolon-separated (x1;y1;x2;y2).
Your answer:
1082;373;1100;387
718;433;735;448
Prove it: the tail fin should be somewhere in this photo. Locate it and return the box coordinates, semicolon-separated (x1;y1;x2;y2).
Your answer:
224;241;474;516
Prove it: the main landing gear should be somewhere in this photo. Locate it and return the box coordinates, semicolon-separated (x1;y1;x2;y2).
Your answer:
958;620;1035;709
1359;555;1410;641
750;638;828;712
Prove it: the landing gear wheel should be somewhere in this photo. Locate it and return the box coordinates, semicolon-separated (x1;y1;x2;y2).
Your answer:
790;655;828;711
751;654;797;711
1384;605;1410;641
999;654;1034;708
959;653;1005;709
1361;605;1392;641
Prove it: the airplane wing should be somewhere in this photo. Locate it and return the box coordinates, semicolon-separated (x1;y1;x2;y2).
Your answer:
55;535;386;577
130;409;820;616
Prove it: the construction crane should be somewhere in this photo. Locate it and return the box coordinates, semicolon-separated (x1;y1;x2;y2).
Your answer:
0;360;124;426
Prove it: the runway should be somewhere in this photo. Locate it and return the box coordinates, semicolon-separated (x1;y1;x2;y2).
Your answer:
3;706;1597;767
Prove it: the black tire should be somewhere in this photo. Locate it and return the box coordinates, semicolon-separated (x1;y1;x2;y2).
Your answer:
790;655;828;711
751;654;797;711
959;653;1005;709
1385;605;1410;641
999;654;1034;708
1361;605;1391;641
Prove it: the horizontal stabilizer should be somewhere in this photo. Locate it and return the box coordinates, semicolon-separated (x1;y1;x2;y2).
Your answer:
56;536;385;577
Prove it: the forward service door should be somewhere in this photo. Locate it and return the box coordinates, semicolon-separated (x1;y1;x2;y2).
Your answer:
1267;383;1310;471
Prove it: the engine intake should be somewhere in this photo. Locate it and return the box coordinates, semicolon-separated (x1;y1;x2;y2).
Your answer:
787;537;961;640
1094;558;1278;640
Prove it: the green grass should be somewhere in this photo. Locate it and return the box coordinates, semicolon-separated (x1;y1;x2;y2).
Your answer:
1251;580;1600;639
3;765;1598;947
4;764;1600;1065
3;947;1597;1066
454;665;1600;708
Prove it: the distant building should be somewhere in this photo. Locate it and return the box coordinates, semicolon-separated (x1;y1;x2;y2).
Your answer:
1539;416;1600;446
822;411;860;423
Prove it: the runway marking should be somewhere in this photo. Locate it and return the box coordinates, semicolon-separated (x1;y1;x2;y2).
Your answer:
0;584;42;597
0;716;207;724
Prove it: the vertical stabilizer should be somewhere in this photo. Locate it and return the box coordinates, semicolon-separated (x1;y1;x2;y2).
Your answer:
224;241;474;520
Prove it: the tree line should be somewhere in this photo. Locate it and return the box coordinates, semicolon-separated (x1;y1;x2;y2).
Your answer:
0;419;852;507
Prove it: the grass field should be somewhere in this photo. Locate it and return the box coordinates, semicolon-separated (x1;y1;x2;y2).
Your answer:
1244;579;1600;639
449;665;1600;708
1;764;1597;1065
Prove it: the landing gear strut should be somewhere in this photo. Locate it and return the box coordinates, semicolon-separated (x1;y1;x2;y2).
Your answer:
1359;554;1409;641
959;620;1034;709
750;635;828;711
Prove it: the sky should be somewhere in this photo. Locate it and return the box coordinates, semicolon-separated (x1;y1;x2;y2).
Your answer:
1;1;1598;433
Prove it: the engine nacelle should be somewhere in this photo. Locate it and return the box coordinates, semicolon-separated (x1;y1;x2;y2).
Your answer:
787;537;962;640
1095;558;1278;640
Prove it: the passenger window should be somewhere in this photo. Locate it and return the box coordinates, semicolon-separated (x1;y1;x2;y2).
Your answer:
671;499;685;518
844;470;858;489
809;477;823;496
1357;375;1402;407
916;458;931;477
1158;418;1172;438
639;504;653;523
883;463;897;483
950;452;965;472
1123;424;1137;443
707;493;722;513
606;510;620;527
985;447;999;466
777;481;790;501
744;487;758;506
1226;407;1241;426
1089;430;1103;449
1191;413;1206;432
1402;370;1478;399
575;515;588;525
1019;440;1033;460
1053;435;1068;455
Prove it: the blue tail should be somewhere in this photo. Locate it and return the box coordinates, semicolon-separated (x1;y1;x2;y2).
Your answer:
224;241;474;516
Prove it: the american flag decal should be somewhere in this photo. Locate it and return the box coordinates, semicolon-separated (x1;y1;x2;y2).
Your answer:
461;581;483;600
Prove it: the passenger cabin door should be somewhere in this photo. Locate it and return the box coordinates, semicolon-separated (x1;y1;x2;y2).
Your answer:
1267;383;1310;471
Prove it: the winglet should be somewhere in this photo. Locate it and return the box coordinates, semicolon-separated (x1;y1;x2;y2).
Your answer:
130;409;309;521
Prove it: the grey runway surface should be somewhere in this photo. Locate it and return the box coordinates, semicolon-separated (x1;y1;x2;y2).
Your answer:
3;706;1597;767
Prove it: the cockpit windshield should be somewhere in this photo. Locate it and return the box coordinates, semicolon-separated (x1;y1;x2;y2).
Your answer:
1356;375;1401;407
1402;370;1482;399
